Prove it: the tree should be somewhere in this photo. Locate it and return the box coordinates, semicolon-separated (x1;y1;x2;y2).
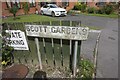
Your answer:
9;5;18;20
22;2;30;15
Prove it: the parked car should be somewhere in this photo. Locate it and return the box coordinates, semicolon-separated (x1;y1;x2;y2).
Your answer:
41;4;67;17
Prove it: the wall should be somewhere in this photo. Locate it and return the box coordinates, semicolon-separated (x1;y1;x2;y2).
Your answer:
2;2;39;17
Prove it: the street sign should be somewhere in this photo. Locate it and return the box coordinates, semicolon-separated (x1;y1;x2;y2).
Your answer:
25;25;89;40
6;30;29;50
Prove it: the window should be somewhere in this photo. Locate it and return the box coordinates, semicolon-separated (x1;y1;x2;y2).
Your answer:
96;2;106;7
96;0;106;7
49;4;58;8
62;0;69;8
15;0;20;8
6;2;10;8
6;0;20;9
29;0;35;7
43;5;48;8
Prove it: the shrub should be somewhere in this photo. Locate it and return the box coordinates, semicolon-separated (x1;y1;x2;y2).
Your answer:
9;5;18;19
104;4;113;15
87;7;95;13
73;3;87;12
73;3;81;10
95;8;105;14
80;4;87;13
76;58;94;78
2;31;14;67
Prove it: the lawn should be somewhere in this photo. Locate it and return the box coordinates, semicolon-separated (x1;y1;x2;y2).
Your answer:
80;13;118;18
2;14;57;23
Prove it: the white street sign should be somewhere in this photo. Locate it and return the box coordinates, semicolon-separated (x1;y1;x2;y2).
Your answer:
6;30;29;50
25;25;89;40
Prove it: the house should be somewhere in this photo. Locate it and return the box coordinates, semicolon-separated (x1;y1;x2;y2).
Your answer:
86;0;117;8
2;0;77;17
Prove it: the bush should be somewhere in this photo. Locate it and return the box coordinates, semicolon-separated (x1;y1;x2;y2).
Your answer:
9;5;18;19
87;7;95;13
80;4;87;13
95;8;105;14
76;58;94;78
73;3;87;13
2;31;14;67
104;4;113;15
95;4;113;15
73;3;81;10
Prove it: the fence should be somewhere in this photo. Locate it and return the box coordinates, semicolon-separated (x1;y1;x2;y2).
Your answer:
3;20;83;77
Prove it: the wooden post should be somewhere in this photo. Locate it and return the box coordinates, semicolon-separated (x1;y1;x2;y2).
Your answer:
51;38;55;66
60;39;63;66
60;20;63;66
69;20;72;70
35;38;42;70
43;38;48;65
73;41;78;77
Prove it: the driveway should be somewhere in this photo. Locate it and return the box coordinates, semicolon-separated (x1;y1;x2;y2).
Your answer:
56;14;118;78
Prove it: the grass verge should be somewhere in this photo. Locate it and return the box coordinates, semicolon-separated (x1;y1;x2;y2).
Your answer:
81;24;102;30
80;13;118;18
2;14;57;23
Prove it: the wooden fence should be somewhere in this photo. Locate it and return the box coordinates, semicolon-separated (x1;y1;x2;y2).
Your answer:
2;20;82;77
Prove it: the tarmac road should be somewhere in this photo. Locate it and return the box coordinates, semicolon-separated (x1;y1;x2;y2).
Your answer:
56;14;118;78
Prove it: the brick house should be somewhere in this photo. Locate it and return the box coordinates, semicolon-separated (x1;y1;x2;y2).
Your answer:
2;0;77;17
86;0;116;8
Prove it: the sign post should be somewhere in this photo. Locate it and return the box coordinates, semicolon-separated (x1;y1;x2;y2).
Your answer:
73;40;78;76
35;38;42;70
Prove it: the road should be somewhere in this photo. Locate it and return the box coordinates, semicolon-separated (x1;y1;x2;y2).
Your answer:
56;14;118;78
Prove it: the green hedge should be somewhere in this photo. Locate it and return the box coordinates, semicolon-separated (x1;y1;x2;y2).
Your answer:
95;8;105;14
95;4;113;15
81;4;87;13
87;7;95;13
73;3;87;13
73;3;114;15
104;4;113;15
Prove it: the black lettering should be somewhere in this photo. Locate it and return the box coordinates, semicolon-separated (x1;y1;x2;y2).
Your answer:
72;28;76;34
14;32;18;38
51;27;56;33
31;26;34;32
20;40;24;45
35;27;39;32
26;26;30;31
43;26;47;32
39;26;42;32
82;29;87;35
61;27;65;34
18;32;22;38
11;40;15;45
11;32;15;38
11;40;24;45
57;27;62;33
67;28;71;34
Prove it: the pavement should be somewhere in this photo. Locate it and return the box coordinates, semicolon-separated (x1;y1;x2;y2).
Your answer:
56;14;118;78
